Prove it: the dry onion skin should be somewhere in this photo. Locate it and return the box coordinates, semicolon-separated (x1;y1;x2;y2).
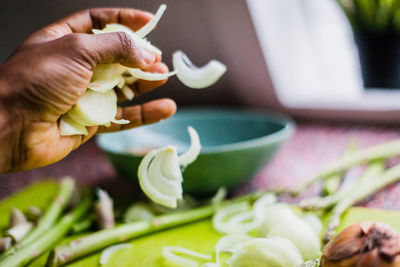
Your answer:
321;222;400;267
138;127;201;208
59;4;226;136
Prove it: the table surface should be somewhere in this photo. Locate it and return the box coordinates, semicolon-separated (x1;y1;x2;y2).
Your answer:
1;122;400;210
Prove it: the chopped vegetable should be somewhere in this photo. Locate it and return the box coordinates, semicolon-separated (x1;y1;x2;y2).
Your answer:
99;243;132;265
178;126;202;167
212;202;259;235
123;202;155;223
162;246;212;267
0;237;12;253
59;114;88;136
172;51;227;89
252;193;277;220
301;213;322;236
135;4;167;38
227;237;303;267
214;234;253;264
9;208;27;227
95;189;115;229
138;127;200;208
6;222;33;242
67;89;118;127
127;68;177;81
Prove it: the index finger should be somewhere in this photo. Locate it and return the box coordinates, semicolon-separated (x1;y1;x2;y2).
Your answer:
25;8;152;45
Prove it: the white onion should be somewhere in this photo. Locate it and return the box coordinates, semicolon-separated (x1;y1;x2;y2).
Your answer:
127;68;177;81
258;203;298;237
99;243;132;265
172;51;227;89
215;235;253;264
138;146;182;208
88;77;120;93
136;4;167;38
266;218;321;260
60;114;88;136
67;89;118;126
252;193;277;220
138;127;201;208
212;202;259;235
111;119;130;125
93;24;162;55
301;213;322;236
124;76;138;85
227;237;303;267
210;187;227;204
120;85;135;100
162;246;212;267
178;126;202;167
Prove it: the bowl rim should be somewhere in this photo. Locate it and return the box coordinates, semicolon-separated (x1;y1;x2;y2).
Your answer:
96;108;296;155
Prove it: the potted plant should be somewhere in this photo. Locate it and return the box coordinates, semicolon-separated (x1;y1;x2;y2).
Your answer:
338;0;400;89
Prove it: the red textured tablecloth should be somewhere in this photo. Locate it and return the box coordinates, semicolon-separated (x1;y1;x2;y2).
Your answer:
1;122;400;209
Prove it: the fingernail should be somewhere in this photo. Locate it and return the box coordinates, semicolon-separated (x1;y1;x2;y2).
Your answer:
141;48;155;65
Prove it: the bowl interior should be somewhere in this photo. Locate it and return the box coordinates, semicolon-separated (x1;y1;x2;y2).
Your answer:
97;109;293;155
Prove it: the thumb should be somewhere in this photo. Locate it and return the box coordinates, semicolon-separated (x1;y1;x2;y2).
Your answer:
61;32;156;69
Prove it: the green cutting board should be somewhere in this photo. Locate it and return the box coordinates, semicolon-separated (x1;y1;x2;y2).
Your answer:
1;180;400;267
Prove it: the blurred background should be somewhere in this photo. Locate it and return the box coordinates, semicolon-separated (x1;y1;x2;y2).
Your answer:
1;0;400;207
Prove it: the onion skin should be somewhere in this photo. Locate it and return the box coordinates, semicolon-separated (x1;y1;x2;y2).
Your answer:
321;222;400;267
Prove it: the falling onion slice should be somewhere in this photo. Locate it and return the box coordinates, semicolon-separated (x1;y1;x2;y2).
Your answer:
136;4;167;38
172;51;227;89
138;127;201;208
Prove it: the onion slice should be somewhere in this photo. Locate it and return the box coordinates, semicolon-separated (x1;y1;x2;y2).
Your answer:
60;114;88;136
215;235;253;264
138;127;201;208
136;4;167;38
138;146;183;208
88;77;120;93
111;119;130;125
179;126;201;167
212;202;259;235
127;68;177;81
172;51;227;89
93;24;162;55
162;246;212;267
99;243;132;265
252;193;277;220
120;85;135;100
67;89;118;126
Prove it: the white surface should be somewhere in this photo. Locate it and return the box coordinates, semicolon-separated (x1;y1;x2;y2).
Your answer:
246;0;364;107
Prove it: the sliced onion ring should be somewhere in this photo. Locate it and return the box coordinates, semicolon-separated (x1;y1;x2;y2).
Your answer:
179;126;201;167
162;246;212;267
120;85;135;100
99;243;132;265
88;77;120;93
172;51;227;89
136;4;167;38
214;235;253;264
128;68;177;81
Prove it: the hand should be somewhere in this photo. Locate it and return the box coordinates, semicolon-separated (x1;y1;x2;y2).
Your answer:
0;8;176;173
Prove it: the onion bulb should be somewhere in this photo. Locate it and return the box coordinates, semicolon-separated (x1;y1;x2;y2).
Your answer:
162;246;212;267
227;237;303;267
321;222;400;267
172;51;227;89
138;127;201;208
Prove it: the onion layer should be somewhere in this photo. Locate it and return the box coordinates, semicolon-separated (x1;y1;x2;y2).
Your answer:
162;246;212;267
99;243;132;265
172;51;227;89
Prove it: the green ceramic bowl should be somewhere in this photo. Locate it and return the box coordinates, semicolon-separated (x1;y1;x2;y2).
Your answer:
96;109;295;196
